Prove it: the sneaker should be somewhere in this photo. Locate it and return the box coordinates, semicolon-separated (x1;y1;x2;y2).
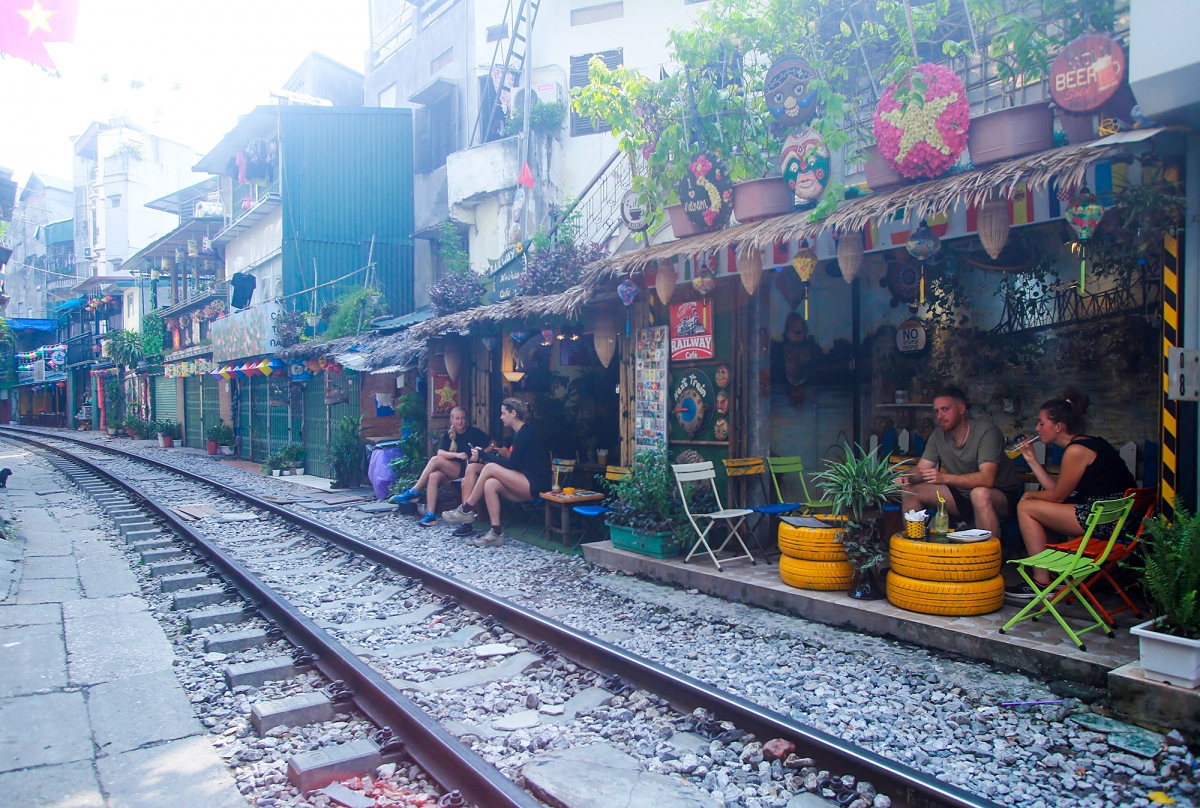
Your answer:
470;529;504;548
418;512;438;527
442;506;475;524
452;523;476;538
1005;584;1038;601
393;487;420;504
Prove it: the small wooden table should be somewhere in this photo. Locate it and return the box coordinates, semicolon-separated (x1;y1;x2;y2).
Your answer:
541;490;606;547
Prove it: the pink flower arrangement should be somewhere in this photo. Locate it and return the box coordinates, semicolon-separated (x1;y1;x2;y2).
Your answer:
873;63;969;180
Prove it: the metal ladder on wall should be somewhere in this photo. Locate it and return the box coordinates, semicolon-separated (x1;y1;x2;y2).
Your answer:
472;0;542;146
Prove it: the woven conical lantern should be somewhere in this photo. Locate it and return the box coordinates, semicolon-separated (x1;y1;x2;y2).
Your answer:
792;247;818;282
977;199;1011;260
654;259;676;304
836;231;864;283
738;247;763;296
443;341;463;382
591;311;618;368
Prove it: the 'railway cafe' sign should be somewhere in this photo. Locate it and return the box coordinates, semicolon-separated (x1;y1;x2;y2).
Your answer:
669;299;714;361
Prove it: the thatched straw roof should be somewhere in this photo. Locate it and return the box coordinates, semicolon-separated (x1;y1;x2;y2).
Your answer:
274;334;376;363
588;137;1139;277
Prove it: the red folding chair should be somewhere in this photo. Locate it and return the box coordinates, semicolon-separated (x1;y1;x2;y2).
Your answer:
1046;486;1157;627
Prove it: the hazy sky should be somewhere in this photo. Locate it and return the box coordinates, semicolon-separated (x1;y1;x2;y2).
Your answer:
1;0;369;184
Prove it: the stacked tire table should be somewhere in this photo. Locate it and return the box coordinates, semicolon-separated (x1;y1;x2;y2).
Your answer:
886;533;1005;615
778;517;853;591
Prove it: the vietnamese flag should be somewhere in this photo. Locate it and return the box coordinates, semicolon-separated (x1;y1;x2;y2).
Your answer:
0;0;77;71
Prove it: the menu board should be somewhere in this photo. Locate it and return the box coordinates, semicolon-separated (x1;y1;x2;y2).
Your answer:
634;325;669;452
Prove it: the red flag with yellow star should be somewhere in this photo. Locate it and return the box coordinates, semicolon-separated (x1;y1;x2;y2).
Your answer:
0;0;78;71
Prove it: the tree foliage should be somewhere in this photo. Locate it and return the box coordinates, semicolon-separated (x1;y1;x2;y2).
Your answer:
428;223;486;316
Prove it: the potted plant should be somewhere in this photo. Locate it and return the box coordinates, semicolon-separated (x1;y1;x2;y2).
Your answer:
603;448;685;558
1128;506;1200;688
210;423;235;455
330;414;364;488
205;423;223;455
106;415;121;438
284;443;307;475
262;453;282;477
814;443;902;600
157;421;179;449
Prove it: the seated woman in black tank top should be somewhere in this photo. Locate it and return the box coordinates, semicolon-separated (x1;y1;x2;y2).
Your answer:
1013;391;1135;595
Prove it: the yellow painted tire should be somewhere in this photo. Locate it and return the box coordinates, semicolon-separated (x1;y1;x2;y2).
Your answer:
888;534;1002;582
778;518;849;562
779;554;854;591
885;571;1005;616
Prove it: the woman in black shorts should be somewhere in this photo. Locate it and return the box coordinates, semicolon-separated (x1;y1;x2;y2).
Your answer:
1013;391;1135;597
394;407;490;527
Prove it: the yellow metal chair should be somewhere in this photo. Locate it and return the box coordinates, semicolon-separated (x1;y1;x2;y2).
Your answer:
999;495;1135;651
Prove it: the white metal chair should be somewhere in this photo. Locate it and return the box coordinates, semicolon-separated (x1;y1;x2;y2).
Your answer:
672;461;755;570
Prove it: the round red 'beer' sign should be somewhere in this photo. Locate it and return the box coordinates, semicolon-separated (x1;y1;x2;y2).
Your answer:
1049;33;1127;113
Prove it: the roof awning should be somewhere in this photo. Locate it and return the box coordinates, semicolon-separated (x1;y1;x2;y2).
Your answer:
54;298;85;312
7;318;57;332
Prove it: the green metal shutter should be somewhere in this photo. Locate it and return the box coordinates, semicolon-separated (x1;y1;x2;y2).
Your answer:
184;377;203;448
250;376;269;462
268;376;290;455
327;373;361;480
153;376;177;424
202;376;220;441
303;375;328;478
237;380;252;460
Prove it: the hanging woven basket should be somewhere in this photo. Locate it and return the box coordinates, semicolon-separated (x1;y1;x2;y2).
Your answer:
738;248;763;296
836;231;865;283
654;259;676;305
977;199;1011;260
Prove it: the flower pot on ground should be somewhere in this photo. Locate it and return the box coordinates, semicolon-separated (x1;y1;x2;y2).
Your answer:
814;443;902;599
330;415;364;489
1128;506;1200;688
967;103;1054;168
272;469;281;477
732;177;793;224
207;440;218;455
159;435;174;448
219;445;233;456
206;423;233;456
106;427;117;437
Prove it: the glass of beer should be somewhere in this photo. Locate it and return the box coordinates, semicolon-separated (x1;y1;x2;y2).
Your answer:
1005;435;1038;460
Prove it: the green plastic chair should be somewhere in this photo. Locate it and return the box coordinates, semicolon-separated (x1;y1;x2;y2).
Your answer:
766;456;833;514
999;495;1135;651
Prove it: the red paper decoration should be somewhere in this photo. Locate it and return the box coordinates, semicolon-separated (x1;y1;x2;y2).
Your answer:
872;64;969;180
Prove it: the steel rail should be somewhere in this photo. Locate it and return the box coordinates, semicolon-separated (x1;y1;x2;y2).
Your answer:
4;426;1000;808
1;430;539;808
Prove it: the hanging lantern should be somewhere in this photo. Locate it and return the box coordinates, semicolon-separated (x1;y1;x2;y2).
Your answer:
836;231;864;283
977;199;1011;260
540;327;555;346
1065;185;1104;293
591;310;618;368
906;221;942;305
792;246;818;282
654;259;676;305
738;247;763;296
443;341;463;381
692;265;716;295
617;277;638;306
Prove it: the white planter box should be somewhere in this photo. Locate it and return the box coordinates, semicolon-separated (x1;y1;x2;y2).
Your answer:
1131;618;1200;688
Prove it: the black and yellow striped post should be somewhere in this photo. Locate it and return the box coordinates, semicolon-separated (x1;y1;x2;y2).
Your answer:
1162;231;1182;519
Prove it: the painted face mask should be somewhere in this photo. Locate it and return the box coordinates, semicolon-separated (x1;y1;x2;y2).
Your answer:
765;56;818;129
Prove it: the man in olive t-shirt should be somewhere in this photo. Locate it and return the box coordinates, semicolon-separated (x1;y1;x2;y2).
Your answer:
898;386;1022;535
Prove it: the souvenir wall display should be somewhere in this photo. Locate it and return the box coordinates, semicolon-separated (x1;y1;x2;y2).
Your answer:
780;128;831;204
634;326;669;452
677;152;733;231
873;63;969;180
764;55;818;129
673;369;715;438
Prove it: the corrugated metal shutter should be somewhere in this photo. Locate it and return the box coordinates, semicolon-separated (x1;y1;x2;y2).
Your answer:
251;376;269;462
153;376;177;424
268;376;290;453
202;375;220;442
570;50;622;136
183;377;202;448
303;375;328;477
238;380;252;460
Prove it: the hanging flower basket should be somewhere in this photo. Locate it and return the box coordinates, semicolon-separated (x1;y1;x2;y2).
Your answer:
873;64;969;180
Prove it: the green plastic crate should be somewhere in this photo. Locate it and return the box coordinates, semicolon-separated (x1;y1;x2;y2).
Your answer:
608;523;682;559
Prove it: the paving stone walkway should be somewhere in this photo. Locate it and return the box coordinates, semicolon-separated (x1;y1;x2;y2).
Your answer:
0;445;245;807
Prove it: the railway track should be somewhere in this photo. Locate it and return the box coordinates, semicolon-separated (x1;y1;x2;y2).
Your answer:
2;426;999;808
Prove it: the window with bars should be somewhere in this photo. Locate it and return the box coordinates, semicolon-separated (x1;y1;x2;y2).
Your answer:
570;49;622;137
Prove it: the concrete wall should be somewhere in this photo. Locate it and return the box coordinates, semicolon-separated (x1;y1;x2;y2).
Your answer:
1130;0;1200;123
225;207;284;309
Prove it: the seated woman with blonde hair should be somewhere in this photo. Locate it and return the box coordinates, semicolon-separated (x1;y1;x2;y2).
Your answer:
1012;390;1134;600
393;406;491;527
443;398;551;547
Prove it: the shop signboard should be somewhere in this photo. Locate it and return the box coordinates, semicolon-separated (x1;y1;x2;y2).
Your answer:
895;319;927;353
1049;33;1126;113
488;247;523;303
634;326;668;452
670;299;714;361
211;301;282;363
430;372;460;415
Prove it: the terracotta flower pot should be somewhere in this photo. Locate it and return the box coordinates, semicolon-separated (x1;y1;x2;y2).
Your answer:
665;204;706;239
207;441;218;455
967;103;1054;167
1056;107;1096;144
732;177;793;224
159;436;174;448
862;145;904;192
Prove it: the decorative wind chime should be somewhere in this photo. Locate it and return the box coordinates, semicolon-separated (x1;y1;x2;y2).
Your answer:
791;242;818;320
617;276;638;336
1064;186;1104;294
905;220;942;305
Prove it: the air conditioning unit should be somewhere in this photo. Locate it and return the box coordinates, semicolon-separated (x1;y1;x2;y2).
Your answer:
194;200;224;219
514;81;565;111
